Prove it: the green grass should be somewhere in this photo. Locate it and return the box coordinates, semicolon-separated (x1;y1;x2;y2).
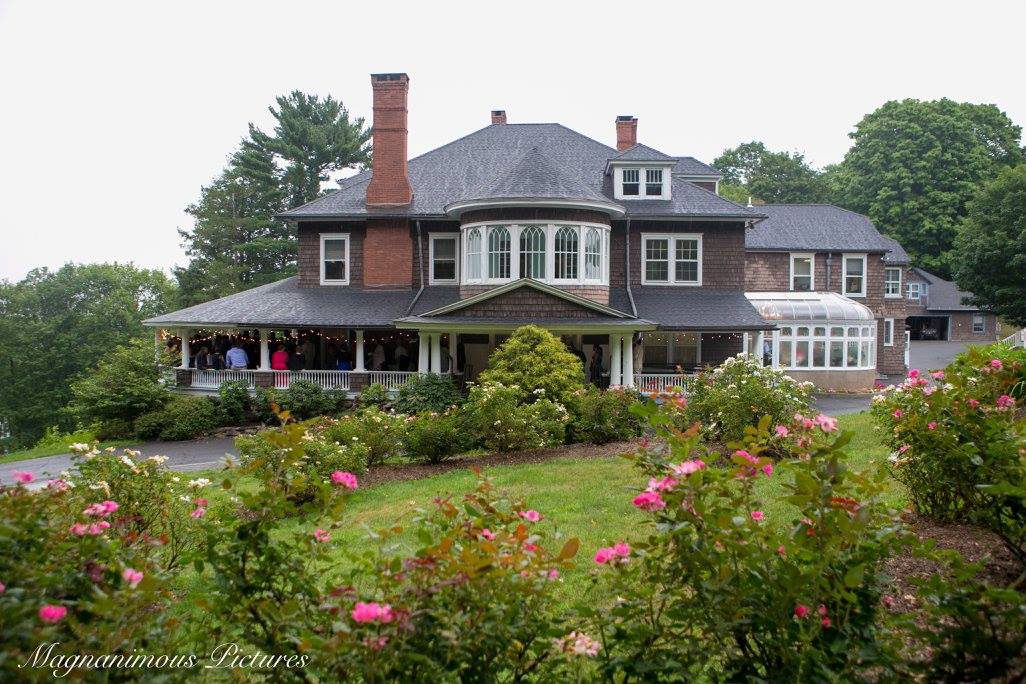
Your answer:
0;439;133;464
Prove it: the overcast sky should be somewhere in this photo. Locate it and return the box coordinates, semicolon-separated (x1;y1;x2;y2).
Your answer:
1;0;1024;282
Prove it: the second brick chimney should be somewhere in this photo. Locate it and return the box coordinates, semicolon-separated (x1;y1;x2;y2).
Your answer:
491;110;507;125
615;115;637;151
366;73;413;206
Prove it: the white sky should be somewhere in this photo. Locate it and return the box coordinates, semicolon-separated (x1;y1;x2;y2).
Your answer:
1;0;1024;281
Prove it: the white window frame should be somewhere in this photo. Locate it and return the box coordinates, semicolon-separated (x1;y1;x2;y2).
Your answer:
614;165;672;200
884;318;894;346
775;322;877;371
842;253;867;298
884;267;902;298
428;232;459;285
319;233;350;286
972;314;985;333
789;253;815;292
460;221;610;286
907;282;921;301
641;233;703;286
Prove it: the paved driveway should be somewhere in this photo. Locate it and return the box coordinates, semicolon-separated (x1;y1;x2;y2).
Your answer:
908;341;971;371
0;437;239;486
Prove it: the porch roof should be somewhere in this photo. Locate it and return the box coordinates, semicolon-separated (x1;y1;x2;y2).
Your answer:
614;287;771;331
394;315;655;332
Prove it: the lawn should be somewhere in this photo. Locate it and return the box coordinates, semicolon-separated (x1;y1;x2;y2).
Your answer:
191;411;900;605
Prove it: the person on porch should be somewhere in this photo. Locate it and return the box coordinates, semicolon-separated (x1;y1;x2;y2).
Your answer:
226;340;249;369
395;340;410;371
371;342;386;371
271;343;289;371
589;344;604;386
195;346;213;371
301;336;318;370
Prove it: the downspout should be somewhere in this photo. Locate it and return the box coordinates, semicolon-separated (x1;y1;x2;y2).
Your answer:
825;252;833;292
406;220;425;314
624;218;637;316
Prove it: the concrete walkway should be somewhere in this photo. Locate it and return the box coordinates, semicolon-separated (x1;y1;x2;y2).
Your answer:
0;437;239;486
812;394;874;416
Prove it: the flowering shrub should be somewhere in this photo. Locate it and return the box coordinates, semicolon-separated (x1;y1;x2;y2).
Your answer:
392;373;462;414
478;325;584;403
217;379;251;424
317;406;407;465
463;381;569;452
254;380;346;423
133;394;221;441
872;343;1026;561
681;353;814;444
358;382;390;408
403;409;469;464
579;402;906;681
566;385;644;444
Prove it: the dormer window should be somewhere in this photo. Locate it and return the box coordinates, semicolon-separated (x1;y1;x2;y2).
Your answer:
621;169;640;196
614;166;671;200
645;169;664;196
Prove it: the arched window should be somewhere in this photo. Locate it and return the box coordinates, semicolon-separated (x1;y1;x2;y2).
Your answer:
465;228;482;280
488;226;511;279
519;225;546;279
584;227;601;280
554;226;578;280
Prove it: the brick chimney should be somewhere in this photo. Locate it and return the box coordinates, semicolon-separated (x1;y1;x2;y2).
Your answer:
615;115;637;151
491;110;507;125
366;73;412;206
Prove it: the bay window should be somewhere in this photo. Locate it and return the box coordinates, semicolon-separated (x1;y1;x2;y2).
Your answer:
519;225;546;279
842;254;867;297
319;233;349;285
465;228;482;280
487;226;511;279
642;234;702;286
461;222;610;286
554;226;579;280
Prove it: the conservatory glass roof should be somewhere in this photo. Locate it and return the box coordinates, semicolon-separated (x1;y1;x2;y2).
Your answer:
744;292;875;322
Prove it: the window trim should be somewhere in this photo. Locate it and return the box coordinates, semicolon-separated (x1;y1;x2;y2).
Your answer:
775;322;877;371
319;233;350;286
884;267;902;298
884;318;894;346
789;253;815;292
613;165;672;200
972;314;985;334
907;282;921;301
428;232;459;285
641;233;703;286
842;253;867;298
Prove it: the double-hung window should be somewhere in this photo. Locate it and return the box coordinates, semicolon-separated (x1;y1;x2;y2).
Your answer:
790;254;814;291
320;233;349;285
616;166;670;199
884;267;902;297
429;234;458;284
621;169;640;196
642;234;702;285
972;315;985;333
842;254;866;297
907;282;921;301
884;319;894;346
645;169;664;196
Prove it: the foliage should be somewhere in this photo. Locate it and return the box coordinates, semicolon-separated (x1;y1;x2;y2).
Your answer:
478;325;584;403
713;140;830;204
392;373;462;415
217;379;251;425
567;386;644;444
0;263;176;447
316;406;407;466
579;402;908;681
872;343;1026;561
403;410;469;464
358;382;390;408
833;98;1024;276
953;164;1026;326
32;425;100;452
682;354;814;444
463;381;569;452
277;378;344;421
252;386;281;424
133;395;220;442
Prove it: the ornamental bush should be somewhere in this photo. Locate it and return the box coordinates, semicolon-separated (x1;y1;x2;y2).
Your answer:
566;385;644;444
133;395;220;441
278;378;343;420
317;406;407;465
403;410;469;464
358;382;390;408
463;381;569;452
578;402;907;681
392;373;462;414
871;343;1026;561
681;353;814;444
217;379;251;424
478;325;584;403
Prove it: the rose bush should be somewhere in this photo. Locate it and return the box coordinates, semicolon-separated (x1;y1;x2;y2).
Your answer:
463;381;569;452
316;406;407;465
566;385;644;445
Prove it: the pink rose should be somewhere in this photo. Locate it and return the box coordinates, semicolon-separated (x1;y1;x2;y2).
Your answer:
775;425;789;437
331;471;359;489
794;604;809;619
990;359;1003;370
907;369;920;379
927;421;937;430
313;528;331;543
672;459;706;477
351;601;393;623
593;547;614;564
548;569;559;580
820;617;832;628
997;395;1014;410
750;510;765;522
13;471;34;484
776;545;786;556
69;523;89;536
612;541;630;557
761;463;774;476
817;604;828;617
931;370;945;380
121;568;144;587
480;528;495;541
193;498;209;507
523;542;537;553
190;507;206;519
892;409;903;419
39;604;67;624
632;491;666;511
646;476;677;492
968;398;980;409
815;414;838;432
518;510;541;522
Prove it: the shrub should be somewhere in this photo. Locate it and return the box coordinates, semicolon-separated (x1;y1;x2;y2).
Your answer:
872;343;1026;561
478;325;583;403
404;410;469;464
252;386;281;424
32;425;99;452
567;386;644;444
579;405;907;681
317;406;407;465
463;381;569;452
681;353;814;444
133;395;220;441
278;379;342;421
67;338;171;437
358;382;390;408
393;373;462;414
217;379;251;424
237;423;369;495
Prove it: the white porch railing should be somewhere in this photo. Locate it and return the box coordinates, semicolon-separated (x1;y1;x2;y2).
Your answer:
192;369;256;389
188;369;429;392
634;373;696;395
1001;328;1026;348
368;371;424;391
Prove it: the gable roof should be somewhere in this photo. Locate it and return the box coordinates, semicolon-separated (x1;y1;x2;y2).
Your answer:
279;123;757;221
608;143;677;163
419;278;632;319
880;236;911;265
911;268;981;312
745;204;900;254
673;156;721;177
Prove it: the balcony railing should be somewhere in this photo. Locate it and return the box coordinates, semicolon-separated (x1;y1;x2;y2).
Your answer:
633;373;696;395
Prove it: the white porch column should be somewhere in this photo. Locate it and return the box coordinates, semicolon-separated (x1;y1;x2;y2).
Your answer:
258;330;271;370
179;328;191;369
448;332;458;373
153;328;162;363
609;334;622;387
430;333;442;373
771;329;780;368
741;332;750;357
418;332;430;375
621;333;635;388
355;330;366;372
755;331;765;366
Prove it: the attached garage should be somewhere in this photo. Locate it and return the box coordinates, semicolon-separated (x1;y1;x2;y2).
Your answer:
908;315;949;341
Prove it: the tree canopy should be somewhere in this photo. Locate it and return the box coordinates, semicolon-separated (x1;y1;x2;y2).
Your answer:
713;141;830;205
953;165;1026;326
832;98;1024;277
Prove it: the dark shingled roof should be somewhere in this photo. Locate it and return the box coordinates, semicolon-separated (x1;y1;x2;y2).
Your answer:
880;236;911;264
673;156;721;177
912;268;982;312
745;204;899;254
612;287;770;330
280;124;755;220
609;143;676;162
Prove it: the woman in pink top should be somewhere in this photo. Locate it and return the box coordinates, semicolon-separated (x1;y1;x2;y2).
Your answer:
270;344;290;370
